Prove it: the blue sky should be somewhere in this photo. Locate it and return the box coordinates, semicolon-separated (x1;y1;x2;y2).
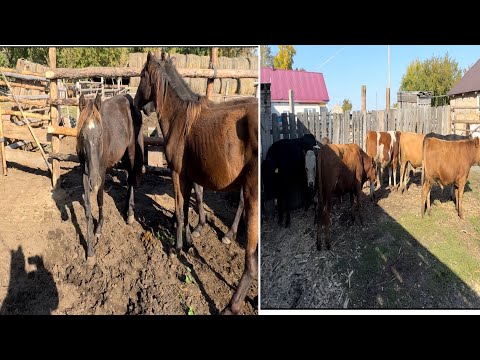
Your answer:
269;45;480;110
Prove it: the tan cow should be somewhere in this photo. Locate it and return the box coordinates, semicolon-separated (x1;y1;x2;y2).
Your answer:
398;132;425;194
366;130;400;192
421;137;480;219
316;143;376;250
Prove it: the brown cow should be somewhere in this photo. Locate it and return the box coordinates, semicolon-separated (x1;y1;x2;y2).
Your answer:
421;136;480;219
316;143;376;251
366;131;400;192
398;132;425;194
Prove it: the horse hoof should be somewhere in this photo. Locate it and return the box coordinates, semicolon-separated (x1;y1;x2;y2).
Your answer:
86;255;96;266
168;248;177;258
220;307;235;315
191;230;200;238
222;236;232;245
95;231;102;238
127;214;135;225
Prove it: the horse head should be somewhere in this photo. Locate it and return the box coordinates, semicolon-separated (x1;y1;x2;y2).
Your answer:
77;93;104;193
134;51;156;113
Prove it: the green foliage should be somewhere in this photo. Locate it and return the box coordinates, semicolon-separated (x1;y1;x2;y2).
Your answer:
260;45;273;67
342;98;352;112
400;53;462;106
187;306;195;315
184;267;194;284
273;45;296;70
0;47;49;67
57;48;130;67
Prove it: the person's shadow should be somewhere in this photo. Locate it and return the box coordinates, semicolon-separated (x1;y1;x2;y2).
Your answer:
0;246;59;315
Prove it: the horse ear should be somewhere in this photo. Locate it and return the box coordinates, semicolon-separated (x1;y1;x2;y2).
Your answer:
94;93;102;111
79;94;86;112
147;51;152;62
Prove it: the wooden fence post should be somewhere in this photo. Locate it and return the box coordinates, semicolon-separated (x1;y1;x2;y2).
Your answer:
49;47;60;188
206;47;218;99
289;113;296;139
0;108;6;175
272;113;280;142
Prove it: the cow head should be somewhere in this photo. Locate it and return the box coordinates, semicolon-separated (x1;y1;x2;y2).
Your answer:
361;152;377;201
305;150;316;190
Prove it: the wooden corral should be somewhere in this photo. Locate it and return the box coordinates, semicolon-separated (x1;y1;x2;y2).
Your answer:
261;87;452;159
0;48;259;187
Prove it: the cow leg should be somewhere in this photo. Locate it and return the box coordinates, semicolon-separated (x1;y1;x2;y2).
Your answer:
83;173;94;258
223;188;244;245
192;183;205;238
454;186;459;211
94;177;105;238
388;165;393;188
393;157;398;189
222;176;257;315
427;187;432;216
400;161;407;193
421;179;429;218
458;180;466;219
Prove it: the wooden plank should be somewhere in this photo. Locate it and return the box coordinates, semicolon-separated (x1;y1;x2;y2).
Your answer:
272;113;280;142
332;114;338;144
4;147;48;170
288;113;297;139
321;110;326;141
260;105;269;160
281;113;289;139
3;121;50;144
328;112;332;141
148;146;165;167
47;125;77;137
1;71;48;82
344;112;350;143
0;81;46;91
206;47;217;98
296;112;304;137
362;111;367;150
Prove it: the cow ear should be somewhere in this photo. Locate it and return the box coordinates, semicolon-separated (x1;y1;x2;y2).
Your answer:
94;93;102;111
79;94;86;112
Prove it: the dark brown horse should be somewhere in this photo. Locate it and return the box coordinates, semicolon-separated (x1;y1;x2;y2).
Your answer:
77;93;144;259
134;52;258;315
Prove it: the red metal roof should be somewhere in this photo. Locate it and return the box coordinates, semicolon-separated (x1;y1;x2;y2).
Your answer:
261;67;329;104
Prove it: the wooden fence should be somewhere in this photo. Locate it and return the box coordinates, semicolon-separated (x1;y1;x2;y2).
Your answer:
261;106;451;159
0;48;259;188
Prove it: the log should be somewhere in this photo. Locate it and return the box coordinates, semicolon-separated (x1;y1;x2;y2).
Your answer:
49;152;79;162
0;67;45;78
2;121;50;144
49;48;60;187
0;109;6;175
48;98;79;106
0;96;46;107
2;110;50;121
1;71;48;82
206;48;218;99
47;125;77;137
4;147;48;170
45;67;258;79
0;81;47;91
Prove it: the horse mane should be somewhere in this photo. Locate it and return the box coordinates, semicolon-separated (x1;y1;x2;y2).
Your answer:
147;56;204;135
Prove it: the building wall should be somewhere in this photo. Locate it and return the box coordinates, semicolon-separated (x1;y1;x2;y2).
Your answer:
450;93;480;122
271;102;327;116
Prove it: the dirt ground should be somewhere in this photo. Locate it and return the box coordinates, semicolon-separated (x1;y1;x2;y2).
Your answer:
0;137;257;315
261;168;480;309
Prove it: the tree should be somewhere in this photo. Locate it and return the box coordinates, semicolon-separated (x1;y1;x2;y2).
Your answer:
400;53;462;106
273;45;296;70
260;45;273;67
295;67;306;71
342;98;352;112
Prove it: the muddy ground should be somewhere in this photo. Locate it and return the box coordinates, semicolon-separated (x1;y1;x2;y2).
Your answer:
0;137;257;315
261;168;480;309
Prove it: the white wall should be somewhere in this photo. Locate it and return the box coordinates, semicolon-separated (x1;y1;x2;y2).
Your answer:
271;102;327;116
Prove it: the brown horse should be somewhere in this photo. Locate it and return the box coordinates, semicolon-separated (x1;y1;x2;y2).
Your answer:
77;93;144;259
134;52;258;315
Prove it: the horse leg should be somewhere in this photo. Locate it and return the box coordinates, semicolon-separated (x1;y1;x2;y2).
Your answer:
126;175;135;225
182;179;194;249
192;183;206;238
83;173;94;258
171;171;184;254
94;176;105;237
223;187;244;245
122;149;136;225
222;180;257;315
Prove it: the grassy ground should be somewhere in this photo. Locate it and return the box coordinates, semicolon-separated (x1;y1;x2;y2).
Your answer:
261;167;480;309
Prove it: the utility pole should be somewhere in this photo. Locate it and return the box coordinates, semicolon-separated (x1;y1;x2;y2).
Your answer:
386;45;391;113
